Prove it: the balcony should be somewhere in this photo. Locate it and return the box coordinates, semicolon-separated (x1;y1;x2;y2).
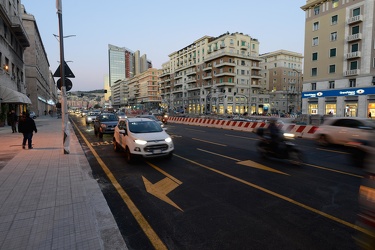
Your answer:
344;69;360;76
215;61;236;68
186;77;196;84
347;33;362;42
250;72;262;79
345;51;361;59
10;16;30;47
174;73;183;79
347;15;363;24
215;71;236;77
186;69;196;76
202;73;212;80
203;64;212;71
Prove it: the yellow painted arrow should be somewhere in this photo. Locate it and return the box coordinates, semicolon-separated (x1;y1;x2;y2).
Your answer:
237;160;290;176
142;176;183;211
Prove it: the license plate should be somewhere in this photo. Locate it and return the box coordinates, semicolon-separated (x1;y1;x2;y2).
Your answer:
153;149;162;154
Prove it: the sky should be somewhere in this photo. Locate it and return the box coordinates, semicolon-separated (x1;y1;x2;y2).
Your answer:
22;0;306;91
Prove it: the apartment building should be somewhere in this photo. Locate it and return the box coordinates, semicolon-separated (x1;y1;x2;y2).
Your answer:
301;0;375;118
159;32;267;115
260;50;303;115
127;68;160;111
0;0;31;123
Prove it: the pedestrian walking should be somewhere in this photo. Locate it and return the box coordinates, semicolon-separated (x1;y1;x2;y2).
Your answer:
18;111;37;149
369;112;372;119
9;110;18;133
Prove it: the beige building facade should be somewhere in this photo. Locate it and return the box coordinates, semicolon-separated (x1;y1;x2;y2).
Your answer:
260;50;303;115
301;0;375;118
159;32;268;115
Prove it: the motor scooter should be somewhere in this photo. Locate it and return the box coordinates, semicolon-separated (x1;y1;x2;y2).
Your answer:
162;114;168;125
255;127;304;166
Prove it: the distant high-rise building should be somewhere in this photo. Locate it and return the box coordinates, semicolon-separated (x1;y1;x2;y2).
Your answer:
301;0;375;118
108;44;152;108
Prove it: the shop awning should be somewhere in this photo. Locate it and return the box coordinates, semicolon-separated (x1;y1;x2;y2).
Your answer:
0;85;31;104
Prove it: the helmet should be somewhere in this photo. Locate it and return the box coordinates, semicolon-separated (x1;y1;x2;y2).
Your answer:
269;117;277;124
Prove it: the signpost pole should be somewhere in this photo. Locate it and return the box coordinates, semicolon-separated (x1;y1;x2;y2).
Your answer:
56;0;70;154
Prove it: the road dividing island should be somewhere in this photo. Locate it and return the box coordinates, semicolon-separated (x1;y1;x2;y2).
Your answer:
167;116;318;139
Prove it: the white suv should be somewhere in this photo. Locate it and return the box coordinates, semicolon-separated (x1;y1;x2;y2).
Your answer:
315;117;375;146
113;118;174;163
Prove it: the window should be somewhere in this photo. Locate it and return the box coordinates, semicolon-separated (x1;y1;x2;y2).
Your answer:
313;22;319;31
352;25;360;35
313;37;319;46
311;68;317;76
350;61;358;70
329;81;335;89
330;48;337;57
312;52;318;61
329;65;336;73
349;79;356;87
311;82;317;90
332;0;339;8
331;15;338;25
353;7;360;16
314;6;320;15
330;32;337;41
351;43;359;52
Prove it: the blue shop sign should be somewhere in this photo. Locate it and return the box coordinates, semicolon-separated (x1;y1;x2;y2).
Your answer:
302;87;375;98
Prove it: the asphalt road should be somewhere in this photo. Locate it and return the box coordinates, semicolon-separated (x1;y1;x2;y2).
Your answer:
70;114;366;250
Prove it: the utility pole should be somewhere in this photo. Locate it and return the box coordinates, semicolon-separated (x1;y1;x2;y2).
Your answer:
56;0;70;154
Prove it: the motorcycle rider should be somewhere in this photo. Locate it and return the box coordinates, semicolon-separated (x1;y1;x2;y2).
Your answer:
267;117;282;155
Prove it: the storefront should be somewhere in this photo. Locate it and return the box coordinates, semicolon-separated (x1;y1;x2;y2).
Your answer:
302;87;375;118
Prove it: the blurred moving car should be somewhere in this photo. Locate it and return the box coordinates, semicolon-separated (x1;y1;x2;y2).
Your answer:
136;114;164;128
85;111;100;125
113;118;174;163
315;117;375;146
93;113;118;138
350;133;375;248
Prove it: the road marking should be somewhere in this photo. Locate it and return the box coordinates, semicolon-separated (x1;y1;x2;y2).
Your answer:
192;138;227;146
70;119;168;250
225;134;259;141
175;154;375;238
304;162;363;178
186;128;205;132
317;147;350;154
197;148;289;176
144;162;183;211
142;177;183;211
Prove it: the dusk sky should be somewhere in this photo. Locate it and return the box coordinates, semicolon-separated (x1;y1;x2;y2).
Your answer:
22;0;306;91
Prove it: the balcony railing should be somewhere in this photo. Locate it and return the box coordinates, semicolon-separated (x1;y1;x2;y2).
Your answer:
347;33;362;42
345;51;361;59
344;69;360;76
347;15;363;24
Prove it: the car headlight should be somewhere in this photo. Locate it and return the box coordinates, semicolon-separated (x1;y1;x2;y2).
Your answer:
283;133;295;138
165;137;172;143
135;139;147;145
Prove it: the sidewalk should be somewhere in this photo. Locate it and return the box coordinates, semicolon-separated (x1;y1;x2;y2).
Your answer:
0;116;127;249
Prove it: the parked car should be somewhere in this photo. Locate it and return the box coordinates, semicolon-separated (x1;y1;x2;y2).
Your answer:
136;114;164;128
29;111;36;119
85;111;100;125
315;117;375;146
80;110;88;117
93;113;118;138
113;118;174;163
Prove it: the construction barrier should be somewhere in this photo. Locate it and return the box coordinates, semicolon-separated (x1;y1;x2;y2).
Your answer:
167;116;318;139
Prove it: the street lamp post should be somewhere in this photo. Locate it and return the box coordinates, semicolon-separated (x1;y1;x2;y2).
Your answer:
56;0;70;154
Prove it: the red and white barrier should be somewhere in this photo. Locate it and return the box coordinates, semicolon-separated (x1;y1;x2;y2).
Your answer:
167;116;318;139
